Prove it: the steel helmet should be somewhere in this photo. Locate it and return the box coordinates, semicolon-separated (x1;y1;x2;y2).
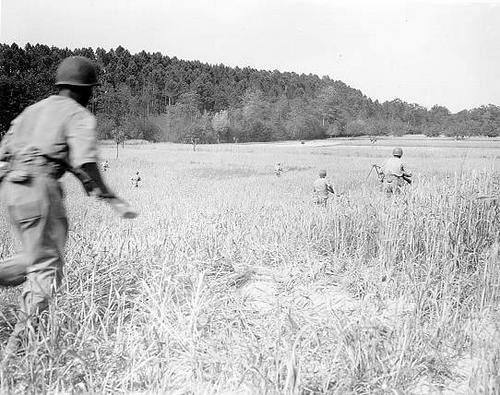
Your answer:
392;147;403;157
319;169;327;177
55;56;99;87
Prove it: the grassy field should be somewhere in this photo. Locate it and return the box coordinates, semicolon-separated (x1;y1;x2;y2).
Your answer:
0;137;499;394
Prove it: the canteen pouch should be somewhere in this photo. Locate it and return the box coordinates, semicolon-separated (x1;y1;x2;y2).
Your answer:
5;146;41;184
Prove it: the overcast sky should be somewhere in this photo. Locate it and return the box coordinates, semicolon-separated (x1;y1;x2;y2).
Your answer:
1;0;499;113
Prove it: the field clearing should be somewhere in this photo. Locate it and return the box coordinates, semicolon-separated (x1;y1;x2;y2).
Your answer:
232;135;500;150
0;137;499;393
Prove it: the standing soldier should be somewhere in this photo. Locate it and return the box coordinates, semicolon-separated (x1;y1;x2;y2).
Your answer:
101;160;109;172
131;171;141;188
313;169;335;207
381;147;412;194
0;56;137;357
274;162;283;177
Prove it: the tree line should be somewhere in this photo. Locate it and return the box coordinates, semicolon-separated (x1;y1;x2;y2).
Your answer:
1;43;499;142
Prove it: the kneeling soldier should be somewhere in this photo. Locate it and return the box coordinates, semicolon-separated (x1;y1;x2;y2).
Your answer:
274;162;283;177
313;169;335;207
381;147;412;194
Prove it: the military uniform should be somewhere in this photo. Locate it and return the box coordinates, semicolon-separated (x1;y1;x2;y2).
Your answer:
381;154;411;194
0;56;138;359
274;163;283;177
131;172;141;187
0;95;99;341
313;177;334;206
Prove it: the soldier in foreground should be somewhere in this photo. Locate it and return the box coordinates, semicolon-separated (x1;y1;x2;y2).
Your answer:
381;147;412;194
313;169;335;207
0;56;138;358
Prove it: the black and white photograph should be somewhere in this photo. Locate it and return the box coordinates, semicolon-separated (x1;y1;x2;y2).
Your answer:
0;0;499;393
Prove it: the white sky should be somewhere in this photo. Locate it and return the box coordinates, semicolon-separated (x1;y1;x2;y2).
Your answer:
1;0;499;113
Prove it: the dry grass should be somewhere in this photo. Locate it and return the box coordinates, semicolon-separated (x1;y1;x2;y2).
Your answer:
0;138;499;393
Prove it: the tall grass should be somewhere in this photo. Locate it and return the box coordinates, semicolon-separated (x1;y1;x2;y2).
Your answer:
0;141;498;393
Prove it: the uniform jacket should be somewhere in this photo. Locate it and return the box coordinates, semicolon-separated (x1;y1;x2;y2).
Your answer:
0;95;99;178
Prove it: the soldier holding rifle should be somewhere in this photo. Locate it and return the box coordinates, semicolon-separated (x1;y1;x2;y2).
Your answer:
313;169;336;207
0;56;138;357
381;147;412;194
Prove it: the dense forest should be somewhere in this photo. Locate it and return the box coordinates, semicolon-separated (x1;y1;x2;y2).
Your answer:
1;43;499;143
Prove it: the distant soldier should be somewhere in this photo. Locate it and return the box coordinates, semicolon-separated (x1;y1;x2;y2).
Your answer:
381;147;412;194
101;160;109;172
274;162;283;177
0;56;138;358
131;171;141;187
313;169;335;207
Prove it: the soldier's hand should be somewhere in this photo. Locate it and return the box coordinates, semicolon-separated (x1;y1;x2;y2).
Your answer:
108;197;139;219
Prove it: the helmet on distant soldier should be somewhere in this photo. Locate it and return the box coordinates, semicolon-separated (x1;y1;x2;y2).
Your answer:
55;56;99;87
392;147;403;157
319;169;327;177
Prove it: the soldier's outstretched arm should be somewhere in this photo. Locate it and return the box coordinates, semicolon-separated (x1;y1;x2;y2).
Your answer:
73;162;138;219
73;162;113;197
64;108;138;219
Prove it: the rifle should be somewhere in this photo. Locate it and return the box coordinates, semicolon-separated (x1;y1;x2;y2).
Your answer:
476;195;498;201
366;164;384;182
